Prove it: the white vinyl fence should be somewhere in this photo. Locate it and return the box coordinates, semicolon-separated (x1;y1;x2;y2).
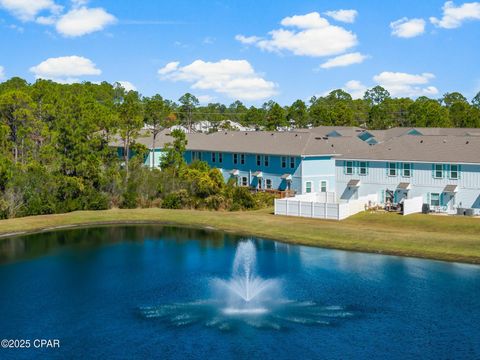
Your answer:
402;196;423;216
275;193;378;221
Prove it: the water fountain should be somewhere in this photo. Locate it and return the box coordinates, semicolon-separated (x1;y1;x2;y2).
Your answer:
140;239;355;330
212;240;280;315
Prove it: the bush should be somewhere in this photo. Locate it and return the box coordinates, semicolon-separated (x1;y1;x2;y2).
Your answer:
84;190;110;210
204;194;226;210
231;187;256;210
162;189;191;209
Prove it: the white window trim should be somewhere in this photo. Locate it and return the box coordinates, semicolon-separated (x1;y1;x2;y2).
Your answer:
305;181;313;193
388;163;397;177
320;180;328;193
434;164;444;179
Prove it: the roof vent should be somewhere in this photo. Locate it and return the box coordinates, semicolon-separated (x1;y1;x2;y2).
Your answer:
295;134;298;137
244;132;248;135
443;139;447;143
420;140;423;143
271;133;274;136
331;144;334;147
466;141;469;144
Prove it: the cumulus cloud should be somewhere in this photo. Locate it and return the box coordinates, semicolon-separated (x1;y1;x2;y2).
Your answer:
158;59;277;101
324;9;358;23
0;0;115;36
344;80;368;99
235;12;358;57
390;17;426;38
373;71;439;97
320;52;368;69
0;65;5;80
56;6;116;37
29;55;101;83
116;81;136;92
430;1;480;28
0;0;62;21
197;95;216;104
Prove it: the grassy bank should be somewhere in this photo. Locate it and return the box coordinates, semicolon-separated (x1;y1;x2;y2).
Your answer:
0;208;479;264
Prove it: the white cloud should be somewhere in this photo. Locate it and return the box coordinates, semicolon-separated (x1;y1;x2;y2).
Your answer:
197;95;216;104
430;1;480;28
235;34;263;45
0;65;5;80
158;61;179;75
390;17;426;38
235;12;358;57
320;52;368;69
0;0;62;21
0;0;115;37
56;6;116;37
373;71;439;97
324;9;358;23
203;36;215;44
344;80;367;99
158;59;277;101
29;55;101;83
116;81;136;92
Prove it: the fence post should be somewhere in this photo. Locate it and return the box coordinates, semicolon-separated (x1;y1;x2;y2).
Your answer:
324;202;327;219
285;199;289;216
311;201;314;218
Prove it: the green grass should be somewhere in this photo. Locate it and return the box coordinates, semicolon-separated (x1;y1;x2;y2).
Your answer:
0;208;479;264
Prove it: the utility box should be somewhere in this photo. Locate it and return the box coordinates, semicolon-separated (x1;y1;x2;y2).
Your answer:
422;204;430;214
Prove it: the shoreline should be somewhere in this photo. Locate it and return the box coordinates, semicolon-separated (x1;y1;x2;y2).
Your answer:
0;208;479;265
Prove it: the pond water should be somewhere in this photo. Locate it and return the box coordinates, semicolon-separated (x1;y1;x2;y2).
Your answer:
0;226;479;359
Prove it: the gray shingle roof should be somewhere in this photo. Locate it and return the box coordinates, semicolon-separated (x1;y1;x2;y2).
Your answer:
185;130;370;157
343;135;480;164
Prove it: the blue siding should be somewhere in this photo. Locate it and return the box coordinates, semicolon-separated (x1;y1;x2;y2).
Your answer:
184;150;310;193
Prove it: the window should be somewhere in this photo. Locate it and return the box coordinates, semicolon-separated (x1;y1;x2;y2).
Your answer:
450;164;458;180
264;156;269;167
290;157;295;169
305;181;312;193
434;164;443;179
192;151;201;161
218;152;223;164
266;179;272;189
320;180;327;193
233;153;238;165
256;155;261;166
211;152;216;163
359;161;368;175
281;156;287;168
345;161;353;175
388;162;397;176
403;163;411;177
241;176;248;187
430;193;440;207
240;154;245;165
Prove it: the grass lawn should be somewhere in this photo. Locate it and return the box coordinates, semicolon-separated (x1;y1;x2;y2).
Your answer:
0;207;479;264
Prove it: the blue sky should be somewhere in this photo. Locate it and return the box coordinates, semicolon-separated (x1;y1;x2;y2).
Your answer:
0;0;479;105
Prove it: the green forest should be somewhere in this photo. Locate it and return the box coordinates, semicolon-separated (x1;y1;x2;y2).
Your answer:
0;76;479;219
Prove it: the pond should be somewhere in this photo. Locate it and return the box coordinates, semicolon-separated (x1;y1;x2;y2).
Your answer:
0;226;479;359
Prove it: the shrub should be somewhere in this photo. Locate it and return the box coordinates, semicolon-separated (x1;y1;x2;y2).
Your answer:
162;189;191;209
204;194;226;210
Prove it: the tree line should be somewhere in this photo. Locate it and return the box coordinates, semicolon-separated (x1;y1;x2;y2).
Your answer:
0;76;479;218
